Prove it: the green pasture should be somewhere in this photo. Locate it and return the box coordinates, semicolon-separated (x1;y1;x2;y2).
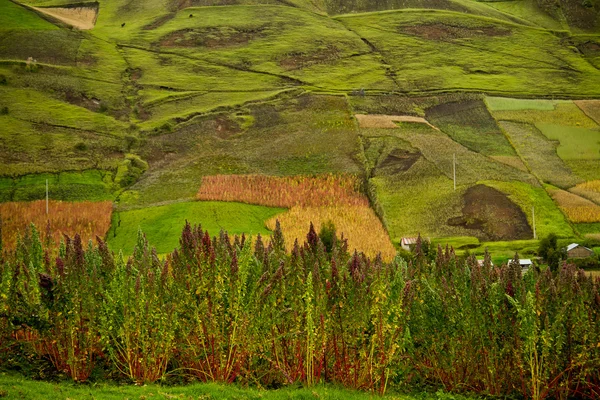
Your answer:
107;201;284;254
0;372;473;400
336;11;600;96
0;0;57;30
498;121;582;188
138;90;286;132
491;102;598;128
537;123;600;160
0;114;125;176
431;236;480;250
0;86;127;135
575;223;600;237
485;96;568;111
0;170;115;202
483;0;565;30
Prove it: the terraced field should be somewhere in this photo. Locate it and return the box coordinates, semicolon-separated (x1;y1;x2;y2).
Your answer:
1;0;599;261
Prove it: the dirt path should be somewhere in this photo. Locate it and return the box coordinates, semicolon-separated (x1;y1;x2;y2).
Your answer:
355;114;439;130
31;6;98;30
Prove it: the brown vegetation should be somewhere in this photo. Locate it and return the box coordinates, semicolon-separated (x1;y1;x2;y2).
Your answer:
574;100;600;125
0;200;113;250
198;174;367;208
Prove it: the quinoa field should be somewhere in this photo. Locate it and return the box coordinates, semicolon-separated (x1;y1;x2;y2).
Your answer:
1;0;600;398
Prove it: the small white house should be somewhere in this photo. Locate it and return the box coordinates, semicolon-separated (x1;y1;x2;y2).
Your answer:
509;259;533;273
566;243;594;259
400;237;418;251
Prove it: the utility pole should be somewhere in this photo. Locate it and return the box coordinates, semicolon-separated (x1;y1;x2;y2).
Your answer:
532;206;536;239
453;153;456;191
46;179;49;215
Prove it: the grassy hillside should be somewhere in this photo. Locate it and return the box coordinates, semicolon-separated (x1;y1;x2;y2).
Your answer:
1;0;600;260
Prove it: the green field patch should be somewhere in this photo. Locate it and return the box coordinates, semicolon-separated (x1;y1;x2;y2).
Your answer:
492;102;599;128
139;90;286;132
0;170;116;202
484;0;565;30
0;371;469;400
131;5;390;91
477;239;540;263
432;236;480;250
482;180;575;238
575;222;600;237
0;114;125;176
426;99;516;156
336;12;600;96
485;96;568;111
0;86;127;135
108;201;284;254
0;29;83;66
568;160;600;182
0;0;58;30
536;123;600;160
498;121;582;188
121;46;286;93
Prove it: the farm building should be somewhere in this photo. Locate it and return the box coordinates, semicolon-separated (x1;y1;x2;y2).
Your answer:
509;259;533;271
400;237;418;251
566;243;594;259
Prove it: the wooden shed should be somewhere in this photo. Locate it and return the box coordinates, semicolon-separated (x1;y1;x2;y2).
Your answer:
566;243;594;259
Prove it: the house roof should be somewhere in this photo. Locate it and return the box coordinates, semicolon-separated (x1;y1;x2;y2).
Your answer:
509;259;532;267
567;243;578;252
401;237;418;246
566;243;592;252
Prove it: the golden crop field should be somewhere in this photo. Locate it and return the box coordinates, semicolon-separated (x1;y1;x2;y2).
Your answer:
197;174;396;260
550;188;600;223
0;200;113;250
266;205;396;260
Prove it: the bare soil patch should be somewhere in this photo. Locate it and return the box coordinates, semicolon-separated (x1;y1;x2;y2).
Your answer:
447;184;532;241
159;26;267;49
32;3;99;30
65;90;102;112
212;116;241;139
400;23;510;41
355;114;439;130
376;150;421;175
574;100;600;125
280;46;341;70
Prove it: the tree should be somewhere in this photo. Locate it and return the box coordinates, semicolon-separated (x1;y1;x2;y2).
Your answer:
537;233;565;272
318;220;336;253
